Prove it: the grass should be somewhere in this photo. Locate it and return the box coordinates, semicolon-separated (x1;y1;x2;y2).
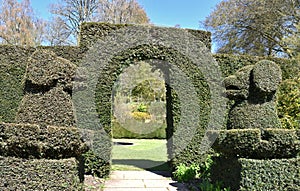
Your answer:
111;139;170;171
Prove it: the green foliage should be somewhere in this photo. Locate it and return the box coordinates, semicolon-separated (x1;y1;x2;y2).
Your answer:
214;54;300;80
225;60;282;129
277;74;300;129
82;150;110;178
0;23;299;183
197;180;231;191
16;49;77;127
211;157;300;191
173;163;200;182
0;156;83;190
208;129;299;159
112;119;166;139
198;154;214;180
136;103;148;113
0;122;87;159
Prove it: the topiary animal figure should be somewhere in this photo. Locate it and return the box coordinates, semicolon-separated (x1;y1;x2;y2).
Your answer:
16;49;76;127
224;60;282;129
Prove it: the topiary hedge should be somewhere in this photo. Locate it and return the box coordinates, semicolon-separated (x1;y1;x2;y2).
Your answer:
0;46;84;124
211;156;300;191
0;156;83;190
207;129;300;159
16;49;77;127
78;22;212;50
224;60;282;129
76;23;216;171
0;122;87;159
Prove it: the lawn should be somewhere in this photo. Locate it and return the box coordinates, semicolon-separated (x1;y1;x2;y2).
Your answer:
111;139;170;171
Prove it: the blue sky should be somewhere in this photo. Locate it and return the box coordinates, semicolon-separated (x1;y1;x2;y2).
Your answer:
30;0;221;30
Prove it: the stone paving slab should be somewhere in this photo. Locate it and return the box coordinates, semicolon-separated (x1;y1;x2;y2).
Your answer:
103;171;189;191
110;171;172;180
103;188;178;191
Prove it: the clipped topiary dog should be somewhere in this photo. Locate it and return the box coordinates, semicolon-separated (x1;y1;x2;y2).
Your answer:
16;49;76;127
224;60;282;129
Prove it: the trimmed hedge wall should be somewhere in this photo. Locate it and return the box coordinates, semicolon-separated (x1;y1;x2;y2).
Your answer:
78;22;212;50
89;41;211;168
0;122;87;159
207;129;300;159
0;156;83;190
214;54;300;80
211;157;300;191
112;120;167;139
76;23;217;171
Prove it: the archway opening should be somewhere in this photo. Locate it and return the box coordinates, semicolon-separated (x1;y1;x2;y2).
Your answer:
111;61;170;171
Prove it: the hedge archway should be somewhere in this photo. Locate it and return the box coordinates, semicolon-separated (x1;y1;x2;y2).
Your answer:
73;24;226;175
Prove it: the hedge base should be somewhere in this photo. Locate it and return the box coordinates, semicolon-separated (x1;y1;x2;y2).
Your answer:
211;157;300;191
207;129;300;159
0;156;84;190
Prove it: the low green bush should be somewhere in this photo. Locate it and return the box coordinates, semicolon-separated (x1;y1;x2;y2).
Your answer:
197;180;231;191
198;154;214;180
173;163;200;182
173;155;214;183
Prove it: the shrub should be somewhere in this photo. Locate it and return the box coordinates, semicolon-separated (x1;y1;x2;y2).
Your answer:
173;163;200;182
197;180;231;191
198;154;214;180
277;73;300;129
82;150;110;178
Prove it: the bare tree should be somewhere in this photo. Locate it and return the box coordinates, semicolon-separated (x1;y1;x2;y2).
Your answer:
203;0;300;57
45;17;74;46
48;0;149;45
50;0;98;38
0;0;45;46
98;0;149;24
284;23;300;59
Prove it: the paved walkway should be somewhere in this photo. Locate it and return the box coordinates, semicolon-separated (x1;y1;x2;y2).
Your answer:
103;171;189;191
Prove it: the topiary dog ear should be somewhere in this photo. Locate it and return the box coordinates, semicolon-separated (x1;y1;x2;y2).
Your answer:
252;60;282;93
26;49;76;87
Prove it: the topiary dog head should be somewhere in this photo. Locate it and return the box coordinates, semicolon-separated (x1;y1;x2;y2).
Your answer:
25;49;76;93
224;60;282;102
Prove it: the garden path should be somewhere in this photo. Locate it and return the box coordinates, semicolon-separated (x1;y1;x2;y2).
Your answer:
103;170;189;191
